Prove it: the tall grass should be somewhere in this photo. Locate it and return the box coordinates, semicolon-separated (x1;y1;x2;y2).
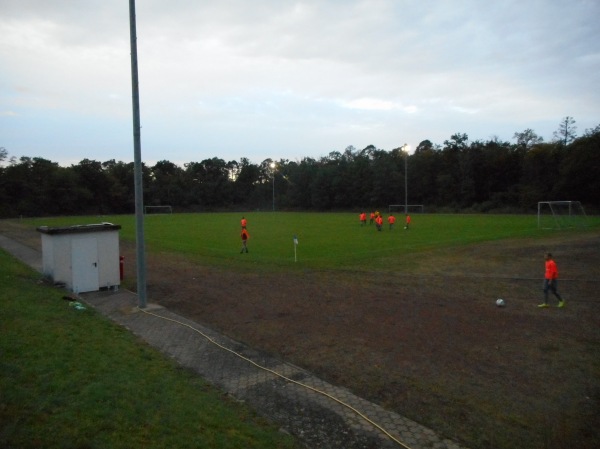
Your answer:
0;250;298;449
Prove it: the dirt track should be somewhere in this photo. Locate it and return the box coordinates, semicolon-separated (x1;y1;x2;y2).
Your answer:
134;230;600;449
3;220;600;449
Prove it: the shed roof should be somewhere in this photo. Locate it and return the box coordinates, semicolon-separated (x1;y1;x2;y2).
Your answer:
36;223;121;235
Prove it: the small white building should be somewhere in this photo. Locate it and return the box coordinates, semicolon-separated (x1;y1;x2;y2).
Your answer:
37;223;121;293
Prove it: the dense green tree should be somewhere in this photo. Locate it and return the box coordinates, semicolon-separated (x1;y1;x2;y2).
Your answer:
583;123;600;137
435;133;469;208
408;142;440;206
47;167;90;215
102;160;138;213
286;158;317;209
71;159;112;214
474;139;522;210
553;116;577;147
415;140;434;153
328;150;353;208
557;126;600;208
2;118;600;217
348;147;374;208
0;148;9;215
185;158;232;209
232;157;260;208
310;164;334;210
2;157;60;216
513;128;544;149
149;160;186;207
519;143;564;209
369;148;400;208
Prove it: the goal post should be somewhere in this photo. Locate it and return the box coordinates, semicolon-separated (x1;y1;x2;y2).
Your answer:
388;204;424;214
537;201;587;229
144;205;173;214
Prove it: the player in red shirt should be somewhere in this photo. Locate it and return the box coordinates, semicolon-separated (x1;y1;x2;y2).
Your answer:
359;212;367;226
538;252;564;308
375;214;383;231
387;214;396;230
240;228;249;253
404;214;411;230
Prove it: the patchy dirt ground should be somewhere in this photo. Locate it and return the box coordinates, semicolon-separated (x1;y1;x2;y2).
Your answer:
2;220;599;449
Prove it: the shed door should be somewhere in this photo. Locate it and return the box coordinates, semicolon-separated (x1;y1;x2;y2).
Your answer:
72;237;99;293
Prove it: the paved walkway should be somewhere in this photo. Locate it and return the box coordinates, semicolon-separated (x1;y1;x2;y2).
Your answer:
1;234;467;449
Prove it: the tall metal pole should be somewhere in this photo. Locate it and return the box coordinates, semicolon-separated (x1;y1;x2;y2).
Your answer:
128;0;147;309
404;144;408;215
270;162;276;211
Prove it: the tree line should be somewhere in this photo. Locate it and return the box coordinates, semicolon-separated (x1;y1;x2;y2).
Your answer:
1;117;598;218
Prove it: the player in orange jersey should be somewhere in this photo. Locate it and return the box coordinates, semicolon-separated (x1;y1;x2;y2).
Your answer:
388;214;396;230
240;228;249;253
538;253;564;308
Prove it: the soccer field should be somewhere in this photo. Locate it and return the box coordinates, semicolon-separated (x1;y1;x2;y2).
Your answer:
11;213;600;449
24;212;600;271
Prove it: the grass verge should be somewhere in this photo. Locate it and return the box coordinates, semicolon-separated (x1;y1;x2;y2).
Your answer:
0;249;299;449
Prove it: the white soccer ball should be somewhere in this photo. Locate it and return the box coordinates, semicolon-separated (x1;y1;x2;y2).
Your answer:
496;298;506;307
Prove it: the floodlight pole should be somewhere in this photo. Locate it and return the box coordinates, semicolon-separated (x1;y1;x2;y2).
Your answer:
128;0;147;309
270;162;276;211
403;144;408;215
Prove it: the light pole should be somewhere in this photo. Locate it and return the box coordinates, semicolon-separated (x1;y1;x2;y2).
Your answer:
403;144;408;215
270;162;276;211
128;0;147;308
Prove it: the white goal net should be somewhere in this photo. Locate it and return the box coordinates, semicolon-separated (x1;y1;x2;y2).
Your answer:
144;205;173;214
388;204;424;214
537;201;587;229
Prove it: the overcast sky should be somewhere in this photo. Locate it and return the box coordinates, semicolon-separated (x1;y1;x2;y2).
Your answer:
1;0;599;166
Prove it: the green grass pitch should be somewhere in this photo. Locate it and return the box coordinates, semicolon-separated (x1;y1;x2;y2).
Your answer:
24;213;600;272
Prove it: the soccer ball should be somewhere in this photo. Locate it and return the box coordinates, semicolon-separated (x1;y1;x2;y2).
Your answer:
496;298;506;307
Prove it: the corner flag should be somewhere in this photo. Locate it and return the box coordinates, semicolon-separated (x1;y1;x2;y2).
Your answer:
293;235;298;262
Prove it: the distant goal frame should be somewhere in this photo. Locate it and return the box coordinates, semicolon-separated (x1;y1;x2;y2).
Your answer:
388;204;424;214
144;205;173;215
537;201;587;229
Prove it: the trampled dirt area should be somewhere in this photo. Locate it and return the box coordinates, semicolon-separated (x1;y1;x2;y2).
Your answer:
2;220;599;449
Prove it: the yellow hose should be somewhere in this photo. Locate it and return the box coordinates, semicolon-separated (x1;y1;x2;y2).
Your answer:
138;307;413;449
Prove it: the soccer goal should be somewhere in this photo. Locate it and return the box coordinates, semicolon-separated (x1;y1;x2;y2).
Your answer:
537;201;588;229
388;204;424;214
144;205;173;214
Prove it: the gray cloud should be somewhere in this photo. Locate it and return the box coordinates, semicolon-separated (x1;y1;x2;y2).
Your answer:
1;0;598;164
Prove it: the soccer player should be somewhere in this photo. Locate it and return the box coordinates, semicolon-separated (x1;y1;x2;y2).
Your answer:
405;214;411;230
375;214;383;231
241;216;247;229
370;212;375;225
240;228;249;253
539;253;564;308
359;212;367;226
388;214;396;230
